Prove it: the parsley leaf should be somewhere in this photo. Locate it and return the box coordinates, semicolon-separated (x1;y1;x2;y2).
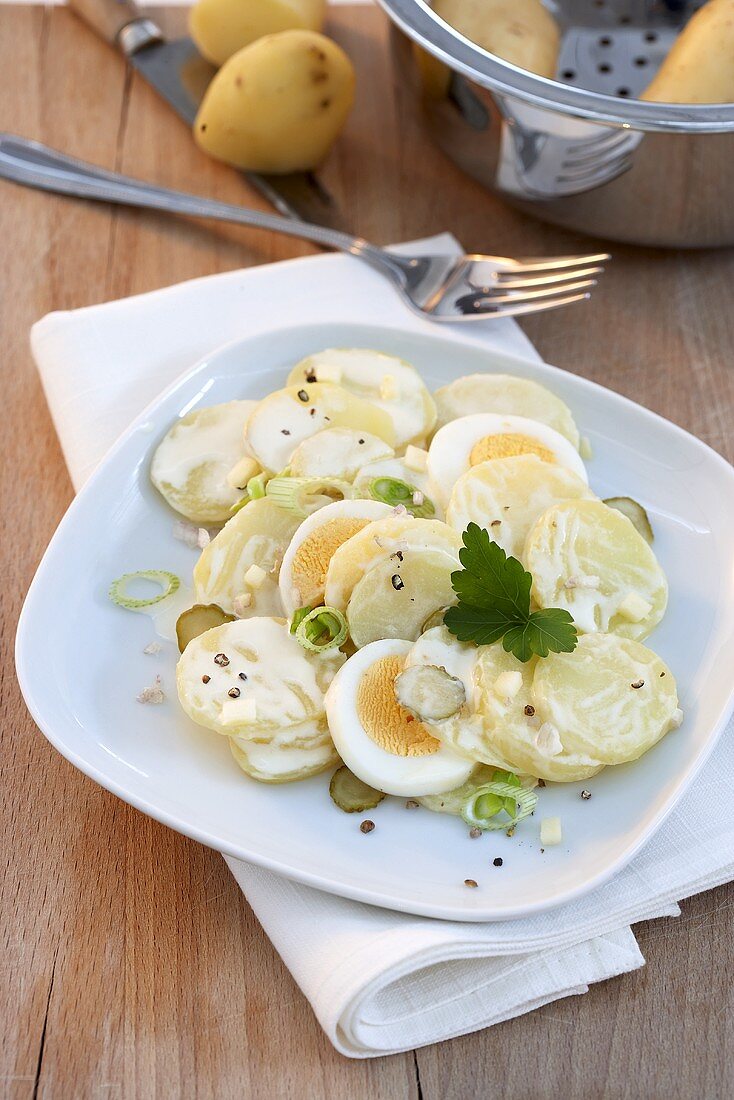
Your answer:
444;524;578;662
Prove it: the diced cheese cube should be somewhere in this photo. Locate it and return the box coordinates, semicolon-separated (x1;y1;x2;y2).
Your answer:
404;445;428;472
493;670;523;700
618;592;652;622
315;364;342;385
220;697;258;727
244;564;267;589
540;817;563;846
226;455;259;490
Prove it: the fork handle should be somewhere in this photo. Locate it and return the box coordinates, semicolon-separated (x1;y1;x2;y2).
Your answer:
0;134;393;270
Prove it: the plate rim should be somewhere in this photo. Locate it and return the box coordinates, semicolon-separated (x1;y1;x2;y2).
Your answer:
16;320;734;922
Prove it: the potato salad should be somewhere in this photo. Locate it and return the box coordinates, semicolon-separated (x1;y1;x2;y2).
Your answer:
112;348;682;840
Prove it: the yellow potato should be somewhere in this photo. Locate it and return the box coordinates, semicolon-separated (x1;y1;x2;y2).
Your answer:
190;0;326;67
194;30;356;174
642;0;734;104
433;0;560;79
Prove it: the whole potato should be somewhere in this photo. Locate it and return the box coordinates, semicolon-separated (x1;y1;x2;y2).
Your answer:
432;0;560;80
194;30;355;174
642;0;734;103
190;0;326;68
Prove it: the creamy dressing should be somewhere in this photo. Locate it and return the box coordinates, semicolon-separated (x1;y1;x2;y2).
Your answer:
290;427;394;480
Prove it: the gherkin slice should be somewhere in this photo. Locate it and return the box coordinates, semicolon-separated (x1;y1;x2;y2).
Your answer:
176;603;235;653
329;765;386;813
603;496;654;544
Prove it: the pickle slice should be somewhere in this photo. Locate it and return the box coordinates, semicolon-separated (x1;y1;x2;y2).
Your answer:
394;664;466;722
603;496;654;544
329;764;386;812
176;603;235;653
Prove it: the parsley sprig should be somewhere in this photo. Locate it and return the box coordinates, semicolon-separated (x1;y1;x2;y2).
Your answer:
444;523;578;662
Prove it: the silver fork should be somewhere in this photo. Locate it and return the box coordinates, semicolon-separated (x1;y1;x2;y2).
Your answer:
0;134;609;322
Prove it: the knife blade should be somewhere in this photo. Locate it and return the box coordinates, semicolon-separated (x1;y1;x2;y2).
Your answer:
66;0;344;227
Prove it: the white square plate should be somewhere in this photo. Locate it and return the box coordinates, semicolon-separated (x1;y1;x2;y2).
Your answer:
17;322;734;921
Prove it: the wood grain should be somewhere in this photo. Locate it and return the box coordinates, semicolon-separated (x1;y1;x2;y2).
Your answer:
1;5;733;1098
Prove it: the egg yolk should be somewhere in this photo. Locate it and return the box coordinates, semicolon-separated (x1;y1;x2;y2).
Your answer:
291;518;372;606
356;655;440;757
469;433;555;467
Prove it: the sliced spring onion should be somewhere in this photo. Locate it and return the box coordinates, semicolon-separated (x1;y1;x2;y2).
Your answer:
329;765;385;813
229;496;250;516
461;779;537;832
368;477;435;518
247;472;269;500
603;496;654;544
266;476;353;517
294;606;348;652
109;570;180;611
289;604;314;635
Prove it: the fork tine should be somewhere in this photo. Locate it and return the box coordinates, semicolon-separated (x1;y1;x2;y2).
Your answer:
496;253;610;274
475;291;592;320
492;265;605;289
470;278;598;308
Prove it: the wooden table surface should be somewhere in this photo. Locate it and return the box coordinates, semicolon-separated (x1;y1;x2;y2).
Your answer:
2;4;734;1097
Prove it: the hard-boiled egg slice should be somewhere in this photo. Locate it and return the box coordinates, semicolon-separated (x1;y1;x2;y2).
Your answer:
428;413;588;508
434;373;580;446
325;638;474;796
279;499;392;616
244;383;395;473
447;454;595;561
176;616;344;736
289;427;394;481
194;498;301;615
324;514;462;611
151;399;258;523
288;348;436;448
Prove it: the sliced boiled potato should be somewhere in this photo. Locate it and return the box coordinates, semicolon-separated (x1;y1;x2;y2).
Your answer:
279;499;392;615
525;499;668;640
244;382;395;474
346;548;458;648
194;31;355;174
642;0;734;104
447;454;595;561
288;348;437;448
432;0;560;79
403;627;517;770
324;515;462;611
532;633;679;766
150;399;257;523
353;455;441;515
190;0;326;67
474;644;603;782
289;427;394;480
434;373;579;445
230;721;338;783
193;498;301;615
176;616;344;736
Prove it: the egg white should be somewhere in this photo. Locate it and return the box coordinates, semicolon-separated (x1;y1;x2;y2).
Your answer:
325;638;474;796
428;413;588;508
279;499;392;616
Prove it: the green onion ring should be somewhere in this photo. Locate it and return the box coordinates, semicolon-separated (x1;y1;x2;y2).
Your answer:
109;570;180;611
289;604;314;635
369;477;435;519
294;606;348;652
461;781;538;832
246;472;269;500
266;476;353;517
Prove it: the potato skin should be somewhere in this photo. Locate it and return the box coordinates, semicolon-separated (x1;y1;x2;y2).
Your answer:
194;30;356;174
190;0;326;67
642;0;734;103
432;0;560;80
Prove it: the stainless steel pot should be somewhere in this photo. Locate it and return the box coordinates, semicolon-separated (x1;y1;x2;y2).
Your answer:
377;0;734;247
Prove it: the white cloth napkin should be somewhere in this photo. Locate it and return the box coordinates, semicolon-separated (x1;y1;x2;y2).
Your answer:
31;237;734;1058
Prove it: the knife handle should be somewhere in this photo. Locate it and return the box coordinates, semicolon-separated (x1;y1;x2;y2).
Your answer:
67;0;161;52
